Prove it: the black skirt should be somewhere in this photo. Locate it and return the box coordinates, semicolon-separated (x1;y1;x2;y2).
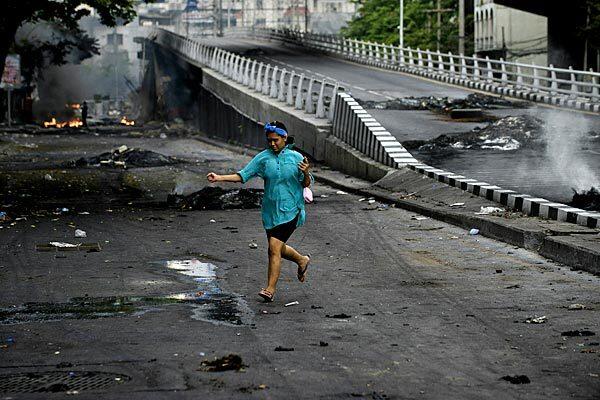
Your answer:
266;213;300;243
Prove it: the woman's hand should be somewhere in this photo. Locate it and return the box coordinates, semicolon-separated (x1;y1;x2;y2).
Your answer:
206;172;220;183
298;156;310;175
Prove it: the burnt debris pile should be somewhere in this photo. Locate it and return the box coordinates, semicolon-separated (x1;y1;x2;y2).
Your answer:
72;145;179;168
404;115;545;152
358;94;527;112
570;187;600;211
167;187;263;210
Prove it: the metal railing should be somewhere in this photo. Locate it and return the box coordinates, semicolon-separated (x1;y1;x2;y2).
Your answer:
153;28;342;120
230;27;600;108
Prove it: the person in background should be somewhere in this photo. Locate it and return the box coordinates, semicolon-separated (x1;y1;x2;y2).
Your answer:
206;121;312;302
81;101;88;127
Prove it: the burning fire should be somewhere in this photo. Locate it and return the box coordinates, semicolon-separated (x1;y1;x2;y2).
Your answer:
68;103;81;110
120;117;135;126
43;118;84;128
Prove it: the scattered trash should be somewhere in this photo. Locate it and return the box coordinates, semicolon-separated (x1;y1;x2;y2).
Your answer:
210;219;216;223
168;187;263;210
505;284;520;289
469;228;479;235
567;304;587;310
74;229;87;238
310;305;323;309
326;313;351;319
570;187;600;212
450;202;465;208
319;341;329;347
284;301;299;307
73;147;178;168
274;346;294;351
200;354;244;372
524;315;547;324
320;194;329;198
44;174;53;181
411;216;429;221
49;242;80;248
78;212;90;215
368;199;376;204
358;198;366;202
159;133;167;139
476;206;504;215
336;190;348;195
261;310;281;315
561;330;596;337
248;243;258;249
495;269;503;274
501;375;530;384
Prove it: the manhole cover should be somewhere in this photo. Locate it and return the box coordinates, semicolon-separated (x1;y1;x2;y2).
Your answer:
0;371;130;393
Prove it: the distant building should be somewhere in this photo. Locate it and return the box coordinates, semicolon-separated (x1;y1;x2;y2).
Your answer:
474;0;547;66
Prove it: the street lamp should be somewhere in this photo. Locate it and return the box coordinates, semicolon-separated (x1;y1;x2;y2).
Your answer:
398;0;404;48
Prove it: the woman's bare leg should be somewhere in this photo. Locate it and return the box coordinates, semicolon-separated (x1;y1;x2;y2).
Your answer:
281;244;310;269
266;237;285;293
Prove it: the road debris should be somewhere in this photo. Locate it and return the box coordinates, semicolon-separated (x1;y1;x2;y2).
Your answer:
501;375;530;384
524;315;547;324
319;341;329;347
49;242;80;248
200;354;244;372
0;212;8;222
326;313;351;319
450;202;465;208
570;187;600;212
248;243;258;249
168;187;263;210
73;147;178;168
469;228;479;235
358;93;527;112
274;346;294;351
336;190;348;195
284;301;299;307
411;216;428;221
567;303;587;310
562;330;596;337
74;229;87;238
476;206;504;215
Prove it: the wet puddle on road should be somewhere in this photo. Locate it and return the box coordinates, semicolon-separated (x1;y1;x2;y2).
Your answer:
0;259;251;327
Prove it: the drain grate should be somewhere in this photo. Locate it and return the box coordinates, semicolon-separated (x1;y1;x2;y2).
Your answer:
0;371;130;393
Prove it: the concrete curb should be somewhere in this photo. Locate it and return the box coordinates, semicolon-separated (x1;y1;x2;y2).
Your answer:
312;169;600;276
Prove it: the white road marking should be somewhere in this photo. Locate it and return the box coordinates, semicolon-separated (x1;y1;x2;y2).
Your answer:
354;86;366;91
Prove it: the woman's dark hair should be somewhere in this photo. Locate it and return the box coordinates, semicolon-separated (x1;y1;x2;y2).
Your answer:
267;120;294;144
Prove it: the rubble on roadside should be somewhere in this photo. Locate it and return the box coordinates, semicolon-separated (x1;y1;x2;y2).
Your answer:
358;93;528;112
403;115;545;152
71;145;179;168
167;187;263;210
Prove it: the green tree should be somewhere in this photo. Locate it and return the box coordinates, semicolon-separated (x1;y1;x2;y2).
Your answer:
341;0;472;54
1;0;144;79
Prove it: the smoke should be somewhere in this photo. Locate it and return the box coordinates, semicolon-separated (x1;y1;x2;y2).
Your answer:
543;110;600;192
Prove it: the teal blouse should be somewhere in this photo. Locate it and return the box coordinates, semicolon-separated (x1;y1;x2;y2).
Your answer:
237;145;311;230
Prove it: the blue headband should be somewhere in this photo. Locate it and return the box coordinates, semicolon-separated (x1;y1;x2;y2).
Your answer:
265;123;287;137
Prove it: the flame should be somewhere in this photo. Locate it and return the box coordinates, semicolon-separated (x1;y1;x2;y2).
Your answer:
43;118;83;128
66;103;81;110
120;117;135;126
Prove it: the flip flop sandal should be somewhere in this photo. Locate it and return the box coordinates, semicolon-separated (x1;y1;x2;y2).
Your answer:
258;288;274;302
297;254;311;283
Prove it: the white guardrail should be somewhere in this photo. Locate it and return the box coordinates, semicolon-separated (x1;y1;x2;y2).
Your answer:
234;28;600;112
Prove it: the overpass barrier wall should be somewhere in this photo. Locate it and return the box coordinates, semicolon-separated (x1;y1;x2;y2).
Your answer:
228;28;600;113
149;29;600;229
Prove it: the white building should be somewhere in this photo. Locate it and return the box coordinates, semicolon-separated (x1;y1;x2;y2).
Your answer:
474;0;547;66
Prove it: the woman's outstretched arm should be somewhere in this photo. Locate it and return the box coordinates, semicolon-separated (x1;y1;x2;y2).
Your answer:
206;172;243;183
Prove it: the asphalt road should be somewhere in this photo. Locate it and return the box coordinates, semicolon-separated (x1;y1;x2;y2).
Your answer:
201;37;600;203
1;131;599;399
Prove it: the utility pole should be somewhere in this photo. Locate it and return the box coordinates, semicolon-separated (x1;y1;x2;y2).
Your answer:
304;0;308;32
399;0;404;48
458;0;464;55
425;0;453;51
